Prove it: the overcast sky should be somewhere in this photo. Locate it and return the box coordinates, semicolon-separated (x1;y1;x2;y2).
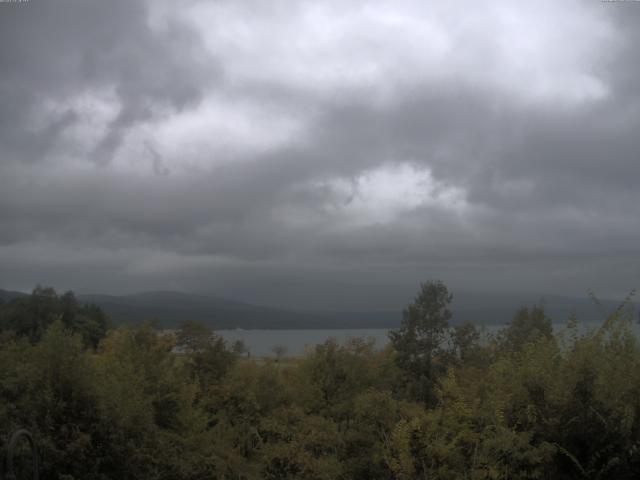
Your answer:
0;0;639;310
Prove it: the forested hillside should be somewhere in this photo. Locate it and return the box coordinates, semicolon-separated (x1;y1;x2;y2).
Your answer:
1;283;639;479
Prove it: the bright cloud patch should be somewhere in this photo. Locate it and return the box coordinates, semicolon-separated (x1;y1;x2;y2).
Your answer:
186;0;613;105
31;89;120;165
287;163;467;228
109;94;309;174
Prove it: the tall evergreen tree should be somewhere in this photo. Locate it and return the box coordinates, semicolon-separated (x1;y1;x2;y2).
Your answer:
389;280;452;406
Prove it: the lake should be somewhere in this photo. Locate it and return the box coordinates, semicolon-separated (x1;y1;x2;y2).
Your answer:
217;328;392;357
217;325;509;357
217;322;614;357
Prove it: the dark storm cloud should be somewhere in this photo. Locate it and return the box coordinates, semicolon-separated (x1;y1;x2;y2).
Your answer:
0;0;639;307
0;0;217;164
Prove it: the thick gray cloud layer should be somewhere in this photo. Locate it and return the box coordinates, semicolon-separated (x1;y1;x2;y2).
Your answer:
1;0;639;309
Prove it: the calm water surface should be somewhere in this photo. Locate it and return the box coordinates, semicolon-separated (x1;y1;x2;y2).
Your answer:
217;329;391;357
217;322;611;357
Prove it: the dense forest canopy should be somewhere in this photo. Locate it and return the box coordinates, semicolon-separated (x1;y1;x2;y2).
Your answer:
1;283;639;479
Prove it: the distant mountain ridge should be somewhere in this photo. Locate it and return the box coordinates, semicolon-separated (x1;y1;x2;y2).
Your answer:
1;288;635;329
77;290;333;329
0;289;28;302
